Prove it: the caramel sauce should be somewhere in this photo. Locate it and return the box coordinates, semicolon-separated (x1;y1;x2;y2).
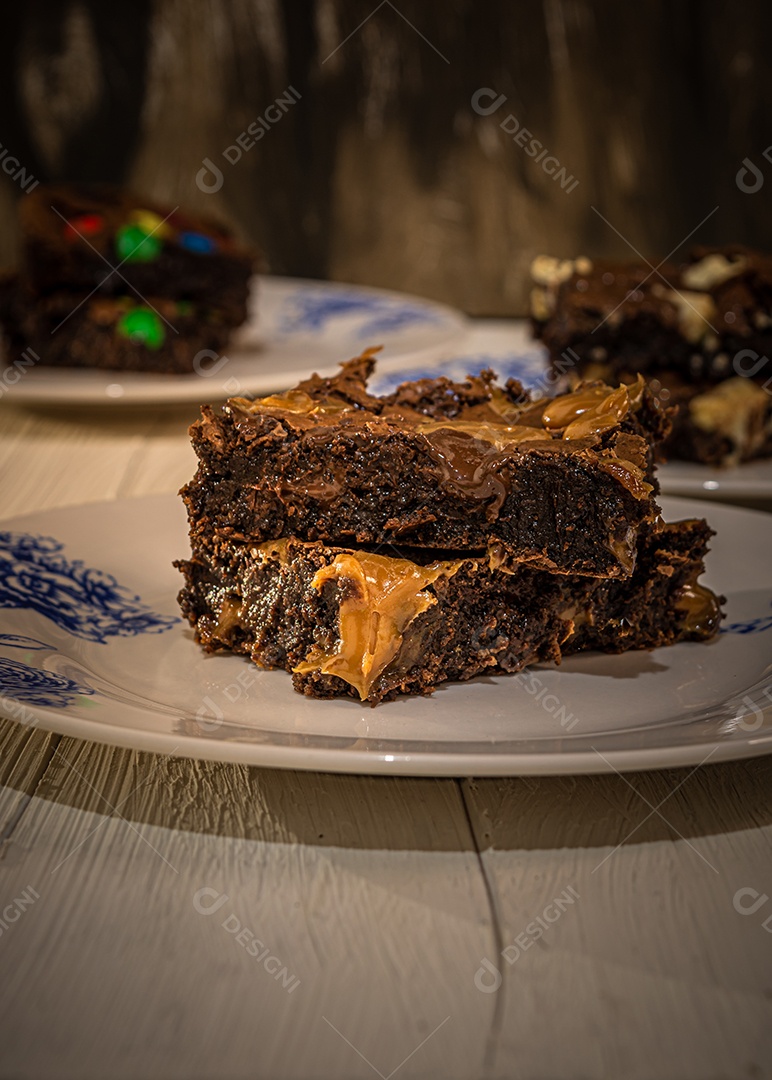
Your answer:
415;419;546;449
675;583;722;638
229;388;351;417
215;596;243;636
542;383;631;438
597;458;652;499
293;552;463;700
231;370;639;446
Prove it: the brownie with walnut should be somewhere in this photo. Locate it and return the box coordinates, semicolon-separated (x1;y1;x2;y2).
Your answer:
529;248;772;465
176;519;722;705
182;353;673;580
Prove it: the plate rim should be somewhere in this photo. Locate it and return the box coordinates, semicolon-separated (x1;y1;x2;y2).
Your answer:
1;492;771;777
4;700;772;776
1;274;468;407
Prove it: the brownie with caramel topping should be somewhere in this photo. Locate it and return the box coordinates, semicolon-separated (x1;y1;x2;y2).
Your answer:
176;519;722;705
183;352;671;580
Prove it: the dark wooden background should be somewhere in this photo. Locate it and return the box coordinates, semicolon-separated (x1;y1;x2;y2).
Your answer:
1;0;771;314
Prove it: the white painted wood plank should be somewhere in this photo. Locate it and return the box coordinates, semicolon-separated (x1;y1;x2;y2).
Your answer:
0;403;198;512
462;763;772;1079
0;730;495;1079
0;721;59;834
0;404;153;516
114;408;199;500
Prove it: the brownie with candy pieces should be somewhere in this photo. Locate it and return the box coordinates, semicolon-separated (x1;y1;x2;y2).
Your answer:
0;184;257;375
20;184;256;320
0;282;235;375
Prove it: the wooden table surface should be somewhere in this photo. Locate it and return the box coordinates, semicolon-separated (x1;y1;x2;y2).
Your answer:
1;386;771;1080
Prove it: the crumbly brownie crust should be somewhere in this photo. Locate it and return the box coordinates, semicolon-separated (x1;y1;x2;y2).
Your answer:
176;520;721;704
183;354;671;579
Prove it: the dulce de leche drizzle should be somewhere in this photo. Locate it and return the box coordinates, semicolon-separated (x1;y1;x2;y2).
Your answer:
229;388;351;420
542;383;631;439
228;373;651;504
229;377;640;442
675;582;723;638
293;551;463;700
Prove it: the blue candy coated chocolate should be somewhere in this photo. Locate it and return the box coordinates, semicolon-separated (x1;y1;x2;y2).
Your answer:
179;231;216;254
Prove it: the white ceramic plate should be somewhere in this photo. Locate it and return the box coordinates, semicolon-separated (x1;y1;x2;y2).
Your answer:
368;320;772;502
2;276;467;406
1;494;770;776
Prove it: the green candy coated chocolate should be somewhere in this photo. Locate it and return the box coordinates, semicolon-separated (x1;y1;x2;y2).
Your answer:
117;307;166;350
116;223;162;263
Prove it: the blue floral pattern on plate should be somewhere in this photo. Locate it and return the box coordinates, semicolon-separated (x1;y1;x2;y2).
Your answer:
0;532;179;643
721;615;772;634
0;633;52;650
277;289;442;339
0;656;94;708
368;349;550;396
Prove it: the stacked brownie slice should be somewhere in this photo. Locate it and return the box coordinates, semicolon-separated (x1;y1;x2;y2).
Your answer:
530;246;772;465
177;352;722;704
0;184;256;374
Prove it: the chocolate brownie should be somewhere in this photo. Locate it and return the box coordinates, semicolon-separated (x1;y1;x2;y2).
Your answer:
176;520;721;704
531;254;698;381
0;277;234;376
19;184;257;320
664;378;772;466
530;248;772;465
183;354;672;579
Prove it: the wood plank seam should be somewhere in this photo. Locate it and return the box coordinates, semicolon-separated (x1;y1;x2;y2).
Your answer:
457;777;506;1079
0;727;61;857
